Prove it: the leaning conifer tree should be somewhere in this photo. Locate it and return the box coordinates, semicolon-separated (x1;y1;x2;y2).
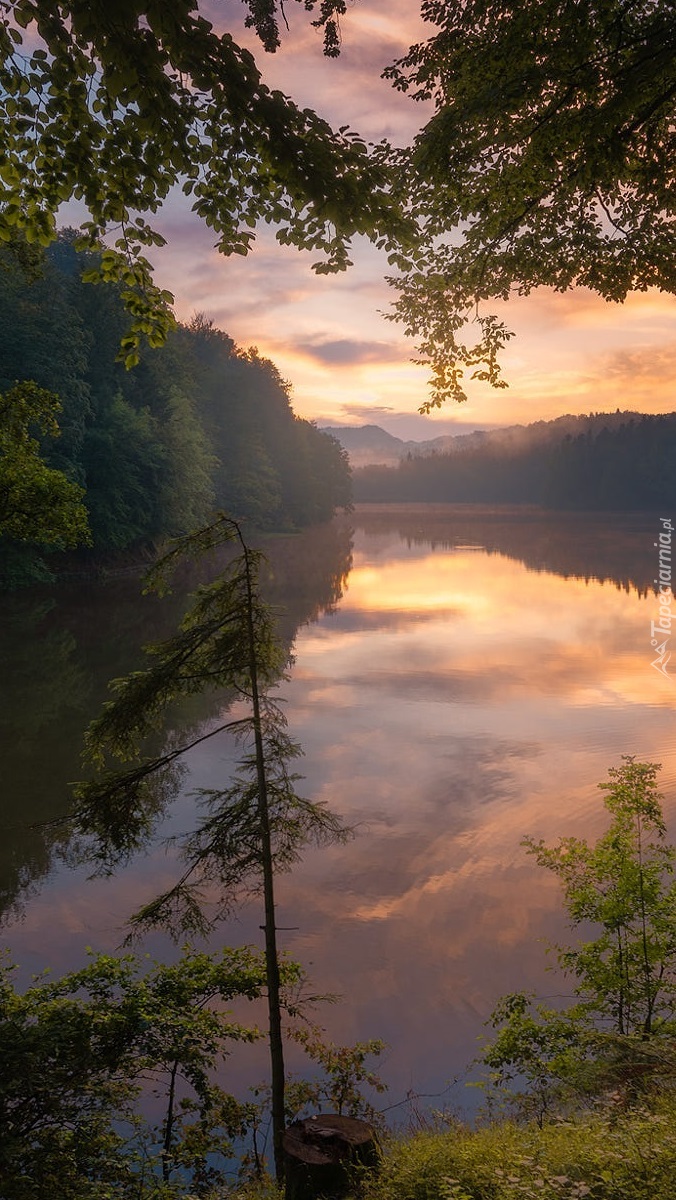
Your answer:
73;514;348;1181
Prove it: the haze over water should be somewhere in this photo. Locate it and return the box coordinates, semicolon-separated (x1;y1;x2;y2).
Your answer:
3;505;675;1116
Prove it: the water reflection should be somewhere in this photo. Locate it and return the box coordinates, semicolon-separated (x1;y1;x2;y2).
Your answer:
3;507;676;1115
0;521;353;918
262;508;676;1105
350;505;658;595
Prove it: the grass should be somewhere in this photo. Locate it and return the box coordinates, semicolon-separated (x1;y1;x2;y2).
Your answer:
358;1096;676;1200
231;1095;676;1200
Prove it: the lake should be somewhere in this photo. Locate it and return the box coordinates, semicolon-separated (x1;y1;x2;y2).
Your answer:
2;504;675;1121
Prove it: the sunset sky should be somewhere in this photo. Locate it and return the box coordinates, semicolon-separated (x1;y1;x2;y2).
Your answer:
146;0;676;439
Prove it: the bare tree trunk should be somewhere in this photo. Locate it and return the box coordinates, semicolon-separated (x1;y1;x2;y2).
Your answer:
162;1059;179;1183
636;813;655;1038
238;523;286;1183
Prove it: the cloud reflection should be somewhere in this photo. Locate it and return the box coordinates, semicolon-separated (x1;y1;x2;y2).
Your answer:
5;511;676;1113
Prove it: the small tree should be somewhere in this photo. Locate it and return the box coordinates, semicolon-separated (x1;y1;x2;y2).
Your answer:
287;1025;387;1124
525;758;676;1039
72;514;348;1181
482;759;676;1117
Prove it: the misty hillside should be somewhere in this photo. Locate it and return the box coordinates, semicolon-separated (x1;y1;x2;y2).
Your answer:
352;411;676;511
1;233;352;587
318;423;481;467
322;411;649;469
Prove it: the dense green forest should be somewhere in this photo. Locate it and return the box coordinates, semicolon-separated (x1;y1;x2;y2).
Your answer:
353;412;676;510
0;233;351;585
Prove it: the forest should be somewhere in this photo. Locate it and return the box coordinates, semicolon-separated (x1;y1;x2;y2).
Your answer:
0;233;351;587
353;412;676;510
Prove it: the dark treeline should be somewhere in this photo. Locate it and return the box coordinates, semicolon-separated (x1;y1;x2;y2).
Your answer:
0;232;350;583
353;413;676;510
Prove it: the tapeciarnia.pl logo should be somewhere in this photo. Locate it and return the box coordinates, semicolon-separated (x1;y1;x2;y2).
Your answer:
651;517;674;679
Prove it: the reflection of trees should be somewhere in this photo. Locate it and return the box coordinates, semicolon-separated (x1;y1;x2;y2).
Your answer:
351;507;658;597
0;521;353;920
0;598;90;914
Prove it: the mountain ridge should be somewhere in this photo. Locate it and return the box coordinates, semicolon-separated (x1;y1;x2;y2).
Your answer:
321;411;649;468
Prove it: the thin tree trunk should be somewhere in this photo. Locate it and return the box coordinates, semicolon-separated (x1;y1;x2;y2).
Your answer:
162;1059;179;1183
636;813;655;1037
616;927;626;1035
238;524;286;1183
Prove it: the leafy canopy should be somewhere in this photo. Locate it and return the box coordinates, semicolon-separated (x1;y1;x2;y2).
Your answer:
0;0;403;365
386;0;676;407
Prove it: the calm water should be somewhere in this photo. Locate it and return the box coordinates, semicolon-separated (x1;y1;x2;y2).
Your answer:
2;505;676;1118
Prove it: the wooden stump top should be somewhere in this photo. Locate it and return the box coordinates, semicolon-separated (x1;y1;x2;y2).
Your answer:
283;1114;376;1167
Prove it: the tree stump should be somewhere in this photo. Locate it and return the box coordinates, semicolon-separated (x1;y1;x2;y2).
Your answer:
283;1114;380;1200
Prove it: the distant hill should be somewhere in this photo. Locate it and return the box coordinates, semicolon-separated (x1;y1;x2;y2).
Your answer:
351;411;676;511
321;412;643;469
319;425;407;467
320;423;494;467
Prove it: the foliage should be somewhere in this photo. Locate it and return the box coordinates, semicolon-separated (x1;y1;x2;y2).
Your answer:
286;1025;387;1123
0;0;403;363
481;994;618;1126
385;0;676;406
0;381;90;547
178;317;351;534
362;1101;676;1200
81;393;168;549
480;759;676;1120
525;759;676;1038
0;237;351;582
0;945;297;1199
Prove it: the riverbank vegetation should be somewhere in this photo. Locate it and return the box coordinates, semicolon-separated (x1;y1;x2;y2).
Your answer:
0;234;350;587
365;1104;676;1200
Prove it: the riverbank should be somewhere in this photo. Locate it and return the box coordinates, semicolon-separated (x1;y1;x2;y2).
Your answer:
245;1098;676;1200
362;1103;676;1200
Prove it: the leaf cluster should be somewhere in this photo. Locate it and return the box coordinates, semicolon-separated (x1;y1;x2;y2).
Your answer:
0;0;407;363
0;945;295;1199
384;0;676;406
524;759;676;1037
286;1023;388;1123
